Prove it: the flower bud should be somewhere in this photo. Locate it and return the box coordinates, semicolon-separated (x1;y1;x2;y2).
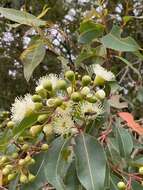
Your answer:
82;75;91;86
29;158;35;165
21;144;29;151
80;87;90;96
12;152;18;159
5;164;13;171
2;167;10;175
18;159;26;166
41;144;49;151
65;70;75;81
94;75;105;86
7;121;15;128
34;102;43;111
28;173;36;182
35;86;47;98
139;167;143;175
24;155;32;163
117;181;126;190
71;92;82;102
67;86;72;95
30;125;42;137
20;174;28;184
32;95;42;102
8;173;16;181
37;114;48;123
1;156;8;163
54;98;63;107
56;80;67;90
43;124;53;136
43;80;52;91
86;94;97;103
95;89;106;100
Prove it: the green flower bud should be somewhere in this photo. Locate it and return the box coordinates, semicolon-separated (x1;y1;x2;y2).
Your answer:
54;98;63;107
24;155;32;163
139;167;143;175
20;174;28;184
67;86;72;95
18;136;24;142
34;102;43;111
43;124;53;136
32;95;42;102
12;152;19;159
28;173;36;182
82;75;91;86
117;181;126;190
5;164;13;171
18;159;26;166
30;125;42;137
80;87;90;96
2;167;10;175
43;80;52;91
94;75;105;86
35;86;47;98
86;94;97;103
29;158;35;165
65;70;75;81
7;121;15;128
47;98;55;107
95;89;106;100
8;173;16;181
56;80;67;90
1;156;8;163
37;114;48;123
41;144;49;151
21;144;29;151
71;92;82;102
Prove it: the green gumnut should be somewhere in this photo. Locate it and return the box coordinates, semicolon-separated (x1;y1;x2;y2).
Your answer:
37;114;48;123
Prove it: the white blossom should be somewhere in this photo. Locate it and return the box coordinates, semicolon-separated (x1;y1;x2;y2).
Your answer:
93;64;115;81
11;94;35;123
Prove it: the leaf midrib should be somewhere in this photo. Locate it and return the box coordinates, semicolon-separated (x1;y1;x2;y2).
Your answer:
82;133;95;190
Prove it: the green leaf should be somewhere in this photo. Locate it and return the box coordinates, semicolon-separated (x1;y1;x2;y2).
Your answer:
101;25;140;52
13;114;38;137
0;7;46;26
22;137;71;190
131;181;143;190
74;133;106;190
116;122;133;158
115;56;141;79
21;39;46;81
65;161;83;190
79;20;104;44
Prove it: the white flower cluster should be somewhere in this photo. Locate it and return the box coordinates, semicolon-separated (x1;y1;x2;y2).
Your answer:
10;65;115;135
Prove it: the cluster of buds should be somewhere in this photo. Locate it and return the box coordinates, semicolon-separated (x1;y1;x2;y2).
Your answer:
1;65;115;186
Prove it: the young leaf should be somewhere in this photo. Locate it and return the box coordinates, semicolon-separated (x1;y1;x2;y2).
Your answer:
21;39;46;81
101;25;140;52
0;7;46;26
22;137;71;190
118;112;143;135
74;133;106;190
79;20;104;44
